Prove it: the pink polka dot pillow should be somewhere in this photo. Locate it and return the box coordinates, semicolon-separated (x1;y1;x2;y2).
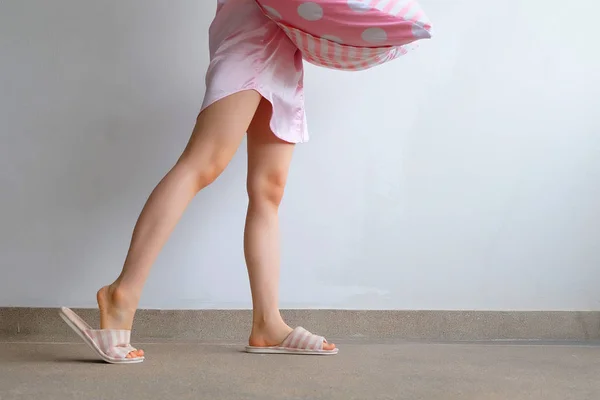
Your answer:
255;0;433;71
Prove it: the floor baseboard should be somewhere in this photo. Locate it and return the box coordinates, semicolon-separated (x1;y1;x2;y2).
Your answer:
1;308;599;342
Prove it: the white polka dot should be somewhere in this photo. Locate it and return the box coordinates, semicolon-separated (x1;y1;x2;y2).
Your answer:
362;27;388;44
297;2;324;21
263;6;282;20
347;0;370;12
321;35;344;44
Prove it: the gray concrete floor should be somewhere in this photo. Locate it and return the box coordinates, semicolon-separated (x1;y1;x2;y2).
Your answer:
1;341;599;399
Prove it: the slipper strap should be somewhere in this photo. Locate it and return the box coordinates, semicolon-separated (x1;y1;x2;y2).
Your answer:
85;329;139;359
280;327;325;351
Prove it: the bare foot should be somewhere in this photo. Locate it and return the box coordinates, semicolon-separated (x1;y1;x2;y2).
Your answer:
248;318;336;351
97;285;144;359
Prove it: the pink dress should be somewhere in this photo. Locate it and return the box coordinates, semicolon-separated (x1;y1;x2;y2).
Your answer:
201;0;432;143
201;0;308;143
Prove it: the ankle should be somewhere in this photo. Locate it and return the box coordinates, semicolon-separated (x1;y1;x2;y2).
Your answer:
249;314;292;347
97;284;139;330
105;282;139;310
252;311;287;330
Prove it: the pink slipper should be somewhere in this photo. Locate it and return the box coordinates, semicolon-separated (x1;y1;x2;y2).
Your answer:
245;327;339;355
59;307;144;364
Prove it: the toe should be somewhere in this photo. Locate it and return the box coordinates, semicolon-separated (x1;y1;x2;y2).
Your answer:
125;350;142;359
323;341;336;351
137;349;145;357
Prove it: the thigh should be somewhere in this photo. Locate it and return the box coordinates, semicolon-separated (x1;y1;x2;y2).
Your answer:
181;90;262;169
247;99;295;193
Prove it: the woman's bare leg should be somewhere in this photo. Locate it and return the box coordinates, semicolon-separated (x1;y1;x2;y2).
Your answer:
244;99;335;350
97;90;262;358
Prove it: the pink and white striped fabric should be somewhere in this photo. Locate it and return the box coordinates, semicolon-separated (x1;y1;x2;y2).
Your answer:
245;326;339;355
255;0;433;70
280;327;328;350
85;329;138;359
59;307;144;364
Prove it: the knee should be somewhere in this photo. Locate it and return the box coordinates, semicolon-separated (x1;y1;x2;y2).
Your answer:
247;169;288;207
177;156;228;191
196;162;225;188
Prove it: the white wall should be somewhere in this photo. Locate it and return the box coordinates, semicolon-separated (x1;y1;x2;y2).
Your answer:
1;0;599;311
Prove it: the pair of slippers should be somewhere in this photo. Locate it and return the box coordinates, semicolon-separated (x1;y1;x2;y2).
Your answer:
59;307;338;364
